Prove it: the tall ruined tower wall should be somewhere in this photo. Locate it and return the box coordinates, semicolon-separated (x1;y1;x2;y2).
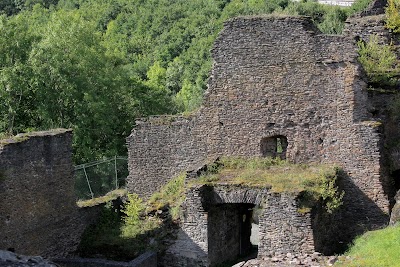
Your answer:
0;130;89;258
127;16;389;242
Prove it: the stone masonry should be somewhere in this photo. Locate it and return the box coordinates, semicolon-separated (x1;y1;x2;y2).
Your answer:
0;129;93;258
127;13;393;265
164;184;320;267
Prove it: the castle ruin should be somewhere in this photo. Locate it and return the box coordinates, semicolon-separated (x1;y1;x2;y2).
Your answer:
126;3;400;266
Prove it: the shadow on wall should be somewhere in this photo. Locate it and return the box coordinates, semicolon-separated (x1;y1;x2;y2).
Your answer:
163;229;208;267
312;171;389;255
201;186;266;266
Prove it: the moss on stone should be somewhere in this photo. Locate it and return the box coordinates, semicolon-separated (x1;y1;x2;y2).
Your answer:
77;189;127;208
0;129;71;147
191;157;343;213
0;135;30;147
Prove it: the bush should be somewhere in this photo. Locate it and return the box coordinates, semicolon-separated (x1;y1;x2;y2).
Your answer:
386;0;400;33
122;193;144;226
357;35;399;86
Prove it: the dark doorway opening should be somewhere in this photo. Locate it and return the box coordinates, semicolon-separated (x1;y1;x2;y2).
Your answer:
207;203;258;266
392;169;400;192
260;135;288;159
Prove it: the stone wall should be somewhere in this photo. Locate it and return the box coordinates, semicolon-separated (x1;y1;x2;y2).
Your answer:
0;129;91;258
127;15;390;253
165;185;320;266
126;116;207;199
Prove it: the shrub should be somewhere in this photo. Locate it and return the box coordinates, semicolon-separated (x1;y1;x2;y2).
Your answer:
357;35;399;86
386;0;400;33
122;193;144;226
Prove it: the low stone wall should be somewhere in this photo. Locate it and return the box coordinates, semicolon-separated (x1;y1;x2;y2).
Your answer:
0;129;95;258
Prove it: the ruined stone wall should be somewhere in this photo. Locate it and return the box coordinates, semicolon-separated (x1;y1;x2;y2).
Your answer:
126;116;207;199
0;130;90;258
343;14;390;44
127;15;390;250
163;186;208;267
258;192;315;257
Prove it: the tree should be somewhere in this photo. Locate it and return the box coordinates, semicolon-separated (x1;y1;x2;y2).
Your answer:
0;13;41;135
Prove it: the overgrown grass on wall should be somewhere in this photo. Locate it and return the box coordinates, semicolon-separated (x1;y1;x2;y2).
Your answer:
334;224;400;267
192;157;344;213
386;0;400;33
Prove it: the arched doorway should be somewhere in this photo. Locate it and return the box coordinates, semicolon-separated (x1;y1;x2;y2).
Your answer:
207;203;258;266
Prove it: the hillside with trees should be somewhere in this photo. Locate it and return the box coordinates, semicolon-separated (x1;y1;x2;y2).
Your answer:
0;0;372;163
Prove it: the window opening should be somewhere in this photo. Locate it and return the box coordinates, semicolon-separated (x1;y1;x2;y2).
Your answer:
260;135;288;159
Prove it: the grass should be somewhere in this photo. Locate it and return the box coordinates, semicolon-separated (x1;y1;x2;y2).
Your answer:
191;157;343;213
192;157;337;192
77;188;127;207
0;134;29;146
148;173;186;220
334;224;400;267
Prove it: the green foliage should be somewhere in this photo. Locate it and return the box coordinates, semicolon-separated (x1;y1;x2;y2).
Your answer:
194;157;343;213
78;201;124;258
122;193;144;226
148;173;186;220
334;225;400;267
318;170;344;213
347;0;374;14
79;196;162;260
121;193;162;238
386;0;400;33
122;194;144;225
357;35;399;86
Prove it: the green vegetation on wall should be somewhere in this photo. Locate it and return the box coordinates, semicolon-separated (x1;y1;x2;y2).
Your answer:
386;0;400;33
193;157;344;213
78;174;186;260
357;35;399;87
